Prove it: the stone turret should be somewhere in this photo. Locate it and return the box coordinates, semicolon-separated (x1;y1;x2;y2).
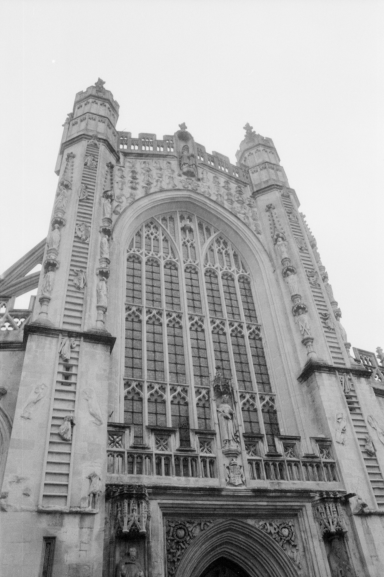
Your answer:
236;123;289;193
55;78;120;174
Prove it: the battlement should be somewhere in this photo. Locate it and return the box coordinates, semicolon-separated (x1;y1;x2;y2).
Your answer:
118;132;250;182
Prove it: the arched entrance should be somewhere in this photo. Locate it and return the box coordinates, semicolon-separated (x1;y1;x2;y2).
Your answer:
175;519;300;577
201;558;250;577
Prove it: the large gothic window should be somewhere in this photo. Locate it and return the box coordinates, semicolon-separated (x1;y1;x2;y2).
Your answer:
124;212;279;453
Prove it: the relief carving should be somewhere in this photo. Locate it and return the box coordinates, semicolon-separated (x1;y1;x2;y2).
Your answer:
166;520;213;577
335;413;347;445
21;383;47;419
257;521;301;571
82;388;103;426
225;458;245;486
367;415;384;445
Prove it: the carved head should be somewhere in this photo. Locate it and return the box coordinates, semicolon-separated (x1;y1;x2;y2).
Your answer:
128;547;137;560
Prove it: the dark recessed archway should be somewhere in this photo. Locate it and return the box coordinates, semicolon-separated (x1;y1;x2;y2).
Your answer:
200;557;250;577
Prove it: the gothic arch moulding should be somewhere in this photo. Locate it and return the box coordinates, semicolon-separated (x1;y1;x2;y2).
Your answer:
173;519;300;577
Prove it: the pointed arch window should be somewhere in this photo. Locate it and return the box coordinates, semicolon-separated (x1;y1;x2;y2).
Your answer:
124;212;279;453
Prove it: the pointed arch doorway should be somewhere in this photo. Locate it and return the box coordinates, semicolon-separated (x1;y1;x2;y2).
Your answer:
200;558;250;577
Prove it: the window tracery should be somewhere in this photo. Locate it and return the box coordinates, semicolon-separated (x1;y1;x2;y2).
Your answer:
124;211;279;462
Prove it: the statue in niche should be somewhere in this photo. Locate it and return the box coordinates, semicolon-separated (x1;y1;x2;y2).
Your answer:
59;336;77;361
54;182;70;212
363;434;376;456
102;192;113;219
82;388;103;425
41;266;55;297
73;269;87;290
117;547;144;577
58;415;75;441
96;276;108;308
217;395;239;451
100;234;110;259
283;266;300;296
180;144;197;178
327;536;354;577
87;472;102;509
274;233;289;262
21;383;47;419
335;413;347;445
47;224;61;252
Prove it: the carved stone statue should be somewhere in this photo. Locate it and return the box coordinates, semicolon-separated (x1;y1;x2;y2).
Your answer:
247;198;262;234
47;224;61;252
96;277;108;308
87;472;102;509
59;336;77;361
327;536;354;577
75;222;90;242
180;145;197;178
376;347;384;366
78;184;89;200
102;193;113;219
335;413;347;445
275;233;289;262
217;395;238;451
41;267;55;297
100;235;110;259
84;155;97;168
334;309;348;343
54;183;69;212
283;266;300;296
73;269;87;290
117;547;144;577
363;434;376;456
58;415;75;441
21;383;47;419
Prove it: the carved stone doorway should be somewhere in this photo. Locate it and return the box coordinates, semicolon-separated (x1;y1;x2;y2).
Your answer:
201;558;250;577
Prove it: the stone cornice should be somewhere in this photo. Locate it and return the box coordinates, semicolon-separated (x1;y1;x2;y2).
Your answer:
24;323;116;351
298;359;372;383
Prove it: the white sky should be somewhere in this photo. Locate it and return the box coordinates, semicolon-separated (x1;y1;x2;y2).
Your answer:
0;0;383;356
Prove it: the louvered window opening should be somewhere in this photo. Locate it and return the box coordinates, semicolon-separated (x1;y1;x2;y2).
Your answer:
124;212;279;454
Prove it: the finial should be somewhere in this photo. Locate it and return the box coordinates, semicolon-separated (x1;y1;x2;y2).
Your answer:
377;347;384;366
243;123;256;138
179;122;187;131
95;78;106;92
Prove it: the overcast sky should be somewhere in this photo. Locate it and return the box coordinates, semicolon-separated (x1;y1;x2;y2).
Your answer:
0;0;382;356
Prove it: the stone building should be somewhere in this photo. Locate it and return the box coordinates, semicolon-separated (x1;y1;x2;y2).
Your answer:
0;79;384;577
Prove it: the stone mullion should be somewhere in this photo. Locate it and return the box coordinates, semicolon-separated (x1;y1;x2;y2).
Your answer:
177;211;197;431
141;225;149;443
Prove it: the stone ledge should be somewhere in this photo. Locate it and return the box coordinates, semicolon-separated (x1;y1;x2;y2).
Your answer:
298;359;372;383
37;506;98;515
24;324;116;351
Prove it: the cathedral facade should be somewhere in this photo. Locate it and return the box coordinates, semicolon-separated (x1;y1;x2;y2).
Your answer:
1;79;384;577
